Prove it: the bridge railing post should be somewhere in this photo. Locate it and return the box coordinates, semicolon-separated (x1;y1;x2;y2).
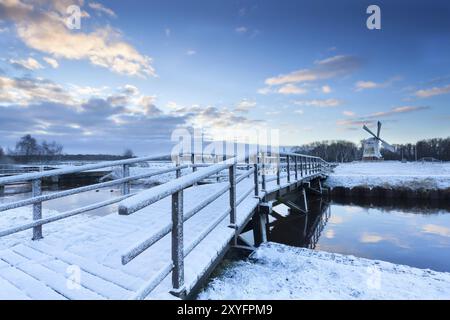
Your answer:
276;155;280;186
170;189;185;297
253;163;259;197
191;153;197;173
287;155;291;183
121;164;130;195
300;157;304;177
32;178;43;240
176;155;181;179
229;162;237;229
261;153;266;191
294;156;298;181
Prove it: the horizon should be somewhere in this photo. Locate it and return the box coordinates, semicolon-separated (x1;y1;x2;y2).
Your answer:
1;0;450;155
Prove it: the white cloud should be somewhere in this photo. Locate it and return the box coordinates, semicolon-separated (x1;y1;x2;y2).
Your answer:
294;99;341;108
0;0;155;77
294;109;304;115
322;85;332;94
342;110;355;116
186;49;197;56
354;76;402;91
9;57;43;70
235;26;248;34
337;106;430;128
265;55;361;86
277;84;308;95
0;75;75;106
422;224;450;237
415;84;450;98
43;57;59;68
235;99;256;113
165;28;171;37
257;87;272;95
88;2;117;18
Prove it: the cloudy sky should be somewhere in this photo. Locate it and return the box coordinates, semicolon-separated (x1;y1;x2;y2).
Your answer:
0;0;449;155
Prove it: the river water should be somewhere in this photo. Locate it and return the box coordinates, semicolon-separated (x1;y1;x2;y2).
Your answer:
270;197;450;272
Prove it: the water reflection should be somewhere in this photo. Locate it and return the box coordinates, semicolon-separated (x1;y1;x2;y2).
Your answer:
269;199;330;249
269;195;450;272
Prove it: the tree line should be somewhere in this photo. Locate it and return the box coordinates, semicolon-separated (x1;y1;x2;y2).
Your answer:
1;135;135;164
291;137;450;162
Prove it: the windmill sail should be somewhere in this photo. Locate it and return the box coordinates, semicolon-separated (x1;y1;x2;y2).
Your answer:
362;121;395;159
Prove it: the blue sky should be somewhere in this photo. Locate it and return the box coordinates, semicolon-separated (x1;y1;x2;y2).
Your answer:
0;0;449;154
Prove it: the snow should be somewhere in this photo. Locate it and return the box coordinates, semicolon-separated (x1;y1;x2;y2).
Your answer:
325;161;450;190
198;242;450;300
0;207;99;250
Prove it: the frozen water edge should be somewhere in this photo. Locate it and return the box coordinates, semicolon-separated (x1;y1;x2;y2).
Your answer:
199;242;450;300
325;161;450;190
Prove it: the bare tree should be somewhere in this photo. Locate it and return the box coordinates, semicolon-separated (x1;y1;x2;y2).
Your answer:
15;134;40;156
123;148;134;158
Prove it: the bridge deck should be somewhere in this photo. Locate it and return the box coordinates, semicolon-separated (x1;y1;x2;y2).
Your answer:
0;172;321;299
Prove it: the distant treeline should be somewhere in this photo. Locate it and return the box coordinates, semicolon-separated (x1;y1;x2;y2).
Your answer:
0;134;138;164
292;137;450;162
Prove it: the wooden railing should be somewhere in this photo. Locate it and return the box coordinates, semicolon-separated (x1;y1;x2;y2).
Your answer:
118;151;331;299
0;149;331;299
0;155;195;240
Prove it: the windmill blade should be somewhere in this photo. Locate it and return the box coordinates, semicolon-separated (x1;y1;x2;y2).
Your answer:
380;139;396;152
377;121;381;138
363;125;378;139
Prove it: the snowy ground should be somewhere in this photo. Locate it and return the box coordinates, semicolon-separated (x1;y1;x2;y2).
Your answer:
0;207;98;250
325;161;450;190
199;242;450;300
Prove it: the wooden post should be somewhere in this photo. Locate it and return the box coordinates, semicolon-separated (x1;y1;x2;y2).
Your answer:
32;179;43;240
286;155;291;183
229;163;237;228
253;163;259;197
121;164;130;195
261;153;266;191
170;190;186;297
176;155;181;179
191;153;197;173
0;185;4;196
276;156;281;186
302;188;308;213
245;143;250;170
300;157;304;177
222;140;227;161
294;156;298;181
254;202;271;245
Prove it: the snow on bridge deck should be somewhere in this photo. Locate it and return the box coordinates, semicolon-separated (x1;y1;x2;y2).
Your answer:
0;165;325;300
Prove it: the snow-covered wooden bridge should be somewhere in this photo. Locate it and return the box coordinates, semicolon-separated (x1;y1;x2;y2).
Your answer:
0;151;330;299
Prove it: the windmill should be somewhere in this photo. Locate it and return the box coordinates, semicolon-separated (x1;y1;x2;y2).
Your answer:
362;121;395;160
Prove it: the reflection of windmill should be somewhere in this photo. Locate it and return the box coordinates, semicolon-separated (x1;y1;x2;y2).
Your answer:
362;121;395;160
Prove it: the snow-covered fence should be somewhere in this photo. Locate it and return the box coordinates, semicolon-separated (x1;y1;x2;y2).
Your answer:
0;154;194;240
118;151;331;299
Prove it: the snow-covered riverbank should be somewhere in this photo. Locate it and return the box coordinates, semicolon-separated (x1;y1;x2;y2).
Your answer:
325;161;450;190
199;242;450;300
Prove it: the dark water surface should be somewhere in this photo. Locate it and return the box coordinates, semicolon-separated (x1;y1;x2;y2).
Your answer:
269;197;450;272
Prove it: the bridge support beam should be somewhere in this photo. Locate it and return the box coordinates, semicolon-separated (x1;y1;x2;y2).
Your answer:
253;202;271;246
302;188;309;214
